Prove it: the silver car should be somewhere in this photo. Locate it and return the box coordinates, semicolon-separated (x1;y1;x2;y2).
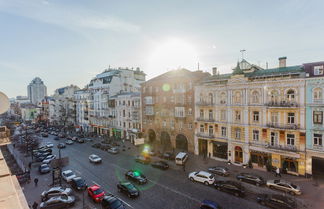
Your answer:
266;179;301;195
89;154;102;163
41;187;72;201
108;147;119;154
40;195;75;209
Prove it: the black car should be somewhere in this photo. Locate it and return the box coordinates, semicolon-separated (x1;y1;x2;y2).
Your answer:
214;181;245;197
40;195;75;209
39;164;51;174
101;194;125;209
92;143;101;148
236;173;265;186
54;136;60;140
125;170;147;184
151;161;169;170
71;177;87;191
257;194;297;209
57;143;66;149
208;166;229;177
162;152;175;160
117;181;139;198
135;155;151;164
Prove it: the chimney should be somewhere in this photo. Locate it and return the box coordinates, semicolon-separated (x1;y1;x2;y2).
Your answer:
212;67;218;75
279;57;287;68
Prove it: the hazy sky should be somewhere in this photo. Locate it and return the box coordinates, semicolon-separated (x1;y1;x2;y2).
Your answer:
0;0;324;98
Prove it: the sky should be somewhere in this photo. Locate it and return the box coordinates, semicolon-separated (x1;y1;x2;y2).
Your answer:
0;0;324;98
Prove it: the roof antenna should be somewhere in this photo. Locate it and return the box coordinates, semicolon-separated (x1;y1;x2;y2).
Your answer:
240;49;246;60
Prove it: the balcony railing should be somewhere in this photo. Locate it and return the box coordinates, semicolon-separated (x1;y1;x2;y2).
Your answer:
267;144;300;152
267;123;300;130
312;145;324;151
265;101;299;107
145;112;154;116
196;132;215;139
196;117;215;122
175;114;186;118
196;101;214;106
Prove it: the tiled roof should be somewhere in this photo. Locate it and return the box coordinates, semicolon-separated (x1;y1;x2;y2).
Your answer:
246;65;304;77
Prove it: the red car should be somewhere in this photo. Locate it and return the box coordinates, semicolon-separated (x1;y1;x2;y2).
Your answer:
87;185;105;202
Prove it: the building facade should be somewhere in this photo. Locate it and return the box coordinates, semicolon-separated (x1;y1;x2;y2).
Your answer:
195;58;307;176
27;77;47;105
141;69;210;153
74;89;90;132
304;62;324;177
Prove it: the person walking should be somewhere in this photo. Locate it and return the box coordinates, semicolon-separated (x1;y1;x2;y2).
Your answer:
32;201;38;209
28;162;32;170
275;167;281;177
183;164;186;172
34;178;38;187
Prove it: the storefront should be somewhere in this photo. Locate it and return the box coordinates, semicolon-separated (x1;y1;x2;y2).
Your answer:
282;157;298;174
212;141;227;160
250;151;270;169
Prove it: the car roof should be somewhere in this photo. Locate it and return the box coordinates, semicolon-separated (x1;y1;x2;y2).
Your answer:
198;171;212;177
176;152;187;158
63;170;73;174
89;185;101;190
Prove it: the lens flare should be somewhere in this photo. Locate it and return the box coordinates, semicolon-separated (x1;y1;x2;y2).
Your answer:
162;84;170;92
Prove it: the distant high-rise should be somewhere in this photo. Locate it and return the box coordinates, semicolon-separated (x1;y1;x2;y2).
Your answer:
27;77;47;105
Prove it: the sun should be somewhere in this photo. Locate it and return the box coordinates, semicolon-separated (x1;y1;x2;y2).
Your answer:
147;38;199;75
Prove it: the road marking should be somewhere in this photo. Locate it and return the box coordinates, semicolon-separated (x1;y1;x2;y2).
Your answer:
92;181;100;186
118;198;134;208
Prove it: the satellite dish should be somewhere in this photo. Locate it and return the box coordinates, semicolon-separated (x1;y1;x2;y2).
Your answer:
0;91;10;114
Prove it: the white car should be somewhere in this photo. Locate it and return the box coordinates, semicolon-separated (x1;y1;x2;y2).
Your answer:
188;171;215;185
46;143;54;148
107;147;119;154
89;154;102;163
42;155;56;164
61;170;76;182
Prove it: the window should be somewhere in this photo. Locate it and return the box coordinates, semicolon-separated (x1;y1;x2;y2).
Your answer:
253;111;259;122
314;65;324;75
313;111;323;124
199;93;204;103
221;110;226;121
208;93;213;104
170;120;174;128
209;110;213;120
253;130;259;141
220;92;226;104
287;134;295;145
314;134;323;146
175;107;185;117
252;91;259;103
235;111;241;121
144;96;153;105
313;88;322;102
200;124;204;133
187;108;192;115
188;123;192;129
162;120;167;127
287;89;295;101
208;126;213;136
270;90;279;103
234;91;241;104
221;127;227;137
271;112;279;124
270;132;278;146
200;109;204;118
287;113;295;124
235;128;241;139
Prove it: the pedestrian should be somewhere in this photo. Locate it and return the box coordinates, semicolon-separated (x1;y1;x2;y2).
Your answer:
34;178;38;187
28;162;32;169
275;167;281;177
208;152;211;158
183;164;186;172
13;143;16;149
32;201;38;209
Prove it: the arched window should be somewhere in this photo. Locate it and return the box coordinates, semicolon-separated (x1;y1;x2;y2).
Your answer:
199;93;204;103
234;91;241;104
287;89;295;101
313;88;322;102
208;93;213;104
252;91;259;104
220;92;226;104
270;90;279;103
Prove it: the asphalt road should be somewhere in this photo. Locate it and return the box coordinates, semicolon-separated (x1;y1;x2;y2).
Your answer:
38;134;269;209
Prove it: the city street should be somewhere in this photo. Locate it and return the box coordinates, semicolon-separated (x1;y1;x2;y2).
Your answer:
14;133;321;209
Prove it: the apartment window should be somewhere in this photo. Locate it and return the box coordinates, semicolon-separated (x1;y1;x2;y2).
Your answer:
313;111;323;124
235;128;241;139
209;110;213;120
235;111;241;121
188;123;192;129
187;108;192;115
270;132;278;146
253;111;259;122
208;93;213;104
221;110;226;121
314;133;323;146
313;88;322;101
220;92;226;104
208;126;214;136
170;120;174;128
234;92;241;104
271;112;279;124
123;110;125;117
175;107;185;117
200;124;204;133
287;134;295;145
314;65;324;75
221;127;227;137
287;113;295;124
270;90;279;103
123;122;126;128
200;109;204;118
162;120;167;127
199;93;204;103
253;130;259;141
252;91;259;103
287;89;295;101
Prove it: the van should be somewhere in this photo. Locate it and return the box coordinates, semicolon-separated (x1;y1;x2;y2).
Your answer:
175;152;188;165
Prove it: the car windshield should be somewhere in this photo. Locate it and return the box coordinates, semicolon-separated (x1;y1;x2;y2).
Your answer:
125;183;136;191
93;188;104;195
291;184;297;189
65;172;73;177
111;200;122;209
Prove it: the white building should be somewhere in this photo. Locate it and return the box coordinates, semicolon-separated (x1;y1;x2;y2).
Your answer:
74;89;90;132
27;77;47;104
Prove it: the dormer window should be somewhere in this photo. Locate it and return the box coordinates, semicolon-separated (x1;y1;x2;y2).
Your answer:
314;65;324;75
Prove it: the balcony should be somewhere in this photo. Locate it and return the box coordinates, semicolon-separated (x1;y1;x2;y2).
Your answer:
196;117;215;122
267;123;300;130
196;101;214;107
173;88;186;94
265;101;299;108
145;112;154;116
267;144;300;152
196;132;215;139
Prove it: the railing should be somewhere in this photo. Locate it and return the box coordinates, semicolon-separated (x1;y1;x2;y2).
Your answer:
196;117;215;122
196;132;215;139
249;141;268;147
175;114;186;118
267;123;300;130
265;101;299;107
313;99;324;104
196;101;214;106
312;145;324;151
267;144;300;152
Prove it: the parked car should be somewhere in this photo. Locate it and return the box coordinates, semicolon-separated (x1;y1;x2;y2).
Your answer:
77;138;84;143
40;195;75;209
71;177;87;191
85;138;93;142
200;199;222;209
101;194;125;209
41;132;49;137
46;143;54;148
117;181;139;198
236;173;265;186
162;152;175;160
57;143;66;149
65;140;74;145
214;181;245;197
257;194;297;209
208;166;229;177
125;170;147;184
100;144;112;151
41;187;72;201
39;164;51;174
135;155;151;164
72;137;79;141
151;160;169;170
188;171;215;185
175;152;188;165
89;154;102;163
108;147;119;154
36;154;52;162
88;185;105;202
54;136;60;140
42;155;56;164
61;170;77;182
266;179;301;195
92;143;101;148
